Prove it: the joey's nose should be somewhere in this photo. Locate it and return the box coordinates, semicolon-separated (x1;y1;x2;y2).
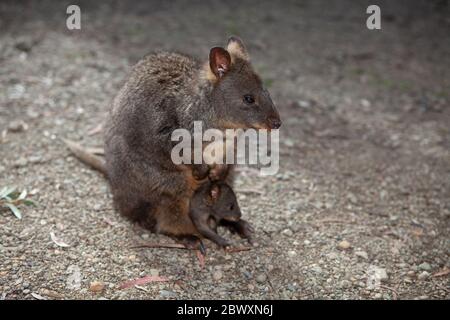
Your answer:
267;117;282;129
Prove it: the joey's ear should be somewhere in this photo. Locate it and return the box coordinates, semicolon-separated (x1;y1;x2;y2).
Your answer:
227;36;249;62
210;184;220;201
209;47;231;78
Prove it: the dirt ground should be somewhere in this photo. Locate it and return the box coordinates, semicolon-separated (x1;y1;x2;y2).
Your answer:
0;0;449;300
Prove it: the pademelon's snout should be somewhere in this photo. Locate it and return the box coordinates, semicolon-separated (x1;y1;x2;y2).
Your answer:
267;115;282;129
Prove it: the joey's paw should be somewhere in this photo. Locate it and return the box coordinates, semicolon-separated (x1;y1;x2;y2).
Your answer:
192;164;210;181
224;219;254;244
235;219;255;244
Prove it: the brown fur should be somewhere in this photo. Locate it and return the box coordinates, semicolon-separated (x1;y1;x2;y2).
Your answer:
101;37;280;240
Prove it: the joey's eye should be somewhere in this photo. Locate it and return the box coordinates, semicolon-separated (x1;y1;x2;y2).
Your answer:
243;94;255;105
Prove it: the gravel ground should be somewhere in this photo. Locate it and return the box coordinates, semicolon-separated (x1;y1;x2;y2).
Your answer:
0;0;449;300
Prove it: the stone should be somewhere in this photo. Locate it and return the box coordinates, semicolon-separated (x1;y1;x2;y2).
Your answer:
160;290;177;298
338;240;351;250
150;269;160;277
89;281;105;293
14;157;28;167
311;265;323;274
418;262;431;271
287;250;297;257
360;99;371;108
417;271;430;280
212;271;223;281
369;266;388;282
297;100;311;108
8;120;28;132
355;250;368;260
256;273;267;283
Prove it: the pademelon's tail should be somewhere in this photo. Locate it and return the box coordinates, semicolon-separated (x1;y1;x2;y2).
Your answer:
62;138;107;176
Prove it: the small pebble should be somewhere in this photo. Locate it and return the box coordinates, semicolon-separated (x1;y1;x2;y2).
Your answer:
418;271;430;280
311;265;323;274
256;273;267;283
338;240;351;250
418;262;431;271
160;290;177;298
150;269;160;277
8;120;28;132
287;250;297;257
212;271;223;281
370;266;388;282
360;99;371;108
355;250;368;260
297;100;311;108
14;157;28;167
89;281;105;293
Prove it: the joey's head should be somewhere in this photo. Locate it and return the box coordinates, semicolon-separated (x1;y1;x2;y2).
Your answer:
209;182;241;222
204;36;281;131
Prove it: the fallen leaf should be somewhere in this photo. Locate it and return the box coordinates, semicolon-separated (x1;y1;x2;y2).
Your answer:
225;246;252;253
87;123;104;136
432;267;450;278
41;288;64;299
18;189;27;200
134;285;149;292
31;293;47;300
5;203;22;219
86;147;104;155
411;227;424;237
196;250;205;269
119;275;169;289
131;242;189;250
50;232;70;247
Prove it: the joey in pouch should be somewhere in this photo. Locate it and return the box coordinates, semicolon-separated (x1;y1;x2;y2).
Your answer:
190;181;242;249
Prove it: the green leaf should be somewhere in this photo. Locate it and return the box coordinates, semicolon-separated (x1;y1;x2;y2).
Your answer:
0;186;16;198
23;199;37;207
9;191;21;200
18;189;27;200
5;203;22;219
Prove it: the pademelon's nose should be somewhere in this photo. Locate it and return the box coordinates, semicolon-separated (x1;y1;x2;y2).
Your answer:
267;116;282;129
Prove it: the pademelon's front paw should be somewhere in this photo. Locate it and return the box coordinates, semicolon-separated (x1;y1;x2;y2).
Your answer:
208;164;228;181
192;164;210;181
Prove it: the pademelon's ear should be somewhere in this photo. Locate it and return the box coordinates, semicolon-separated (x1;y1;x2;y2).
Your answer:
209;47;231;78
227;36;249;62
210;184;220;201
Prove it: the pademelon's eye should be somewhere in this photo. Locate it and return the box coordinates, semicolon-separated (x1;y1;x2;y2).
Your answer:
229;204;234;210
243;94;255;105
